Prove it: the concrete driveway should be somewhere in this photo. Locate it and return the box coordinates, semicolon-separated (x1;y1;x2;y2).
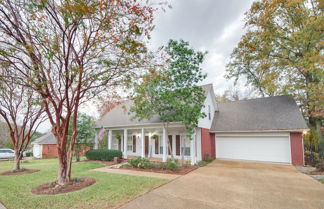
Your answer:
120;160;324;209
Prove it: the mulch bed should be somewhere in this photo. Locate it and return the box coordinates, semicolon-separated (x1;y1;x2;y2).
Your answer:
0;169;39;176
119;165;198;175
310;170;324;175
31;177;96;195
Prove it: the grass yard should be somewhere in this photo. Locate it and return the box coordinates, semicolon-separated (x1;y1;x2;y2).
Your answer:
0;159;166;209
320;178;324;183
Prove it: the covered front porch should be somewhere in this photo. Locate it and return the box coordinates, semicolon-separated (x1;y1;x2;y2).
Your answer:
94;125;201;165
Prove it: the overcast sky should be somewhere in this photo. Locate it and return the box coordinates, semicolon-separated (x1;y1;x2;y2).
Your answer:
150;0;254;94
37;0;255;133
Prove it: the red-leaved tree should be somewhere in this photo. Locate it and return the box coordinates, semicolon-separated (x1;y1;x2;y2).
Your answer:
0;0;160;185
0;70;45;171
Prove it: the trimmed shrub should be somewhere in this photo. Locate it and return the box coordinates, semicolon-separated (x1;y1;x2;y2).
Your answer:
128;157;155;169
85;149;122;161
160;159;179;171
203;153;214;163
197;161;207;167
25;152;33;157
304;150;320;167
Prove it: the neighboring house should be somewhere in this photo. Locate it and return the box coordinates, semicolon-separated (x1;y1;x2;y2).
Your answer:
95;84;308;165
32;133;58;159
32;133;91;159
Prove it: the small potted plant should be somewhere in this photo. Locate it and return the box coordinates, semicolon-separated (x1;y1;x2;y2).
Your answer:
150;134;158;140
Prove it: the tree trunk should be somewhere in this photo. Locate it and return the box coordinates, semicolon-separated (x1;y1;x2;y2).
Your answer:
13;150;21;171
180;138;185;167
56;134;72;185
180;148;185;167
309;116;320;131
57;151;70;185
164;123;175;161
167;138;175;161
75;153;80;162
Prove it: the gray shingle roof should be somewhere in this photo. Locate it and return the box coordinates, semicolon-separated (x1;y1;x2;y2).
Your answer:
95;84;213;129
95;100;162;128
31;133;56;145
210;96;308;132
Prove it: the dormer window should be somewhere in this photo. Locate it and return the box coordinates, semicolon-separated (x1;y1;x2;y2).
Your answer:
208;105;211;120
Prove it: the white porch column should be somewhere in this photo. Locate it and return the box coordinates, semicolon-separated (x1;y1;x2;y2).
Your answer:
123;129;128;158
148;133;152;158
172;134;176;157
162;127;167;162
141;128;145;158
94;132;99;149
190;134;196;165
108;130;112;149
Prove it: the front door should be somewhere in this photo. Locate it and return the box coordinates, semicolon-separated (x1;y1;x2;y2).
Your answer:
145;136;149;156
118;139;121;151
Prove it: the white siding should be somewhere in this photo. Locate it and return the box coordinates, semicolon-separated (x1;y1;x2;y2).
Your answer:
33;144;42;158
198;90;216;129
196;128;202;161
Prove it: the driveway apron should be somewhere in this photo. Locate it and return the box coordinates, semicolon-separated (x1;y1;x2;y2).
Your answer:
119;160;324;209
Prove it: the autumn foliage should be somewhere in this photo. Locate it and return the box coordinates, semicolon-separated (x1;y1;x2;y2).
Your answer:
226;0;323;128
0;0;161;185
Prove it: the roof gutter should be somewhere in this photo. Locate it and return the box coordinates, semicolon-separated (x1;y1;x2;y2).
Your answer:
209;128;309;133
94;121;184;129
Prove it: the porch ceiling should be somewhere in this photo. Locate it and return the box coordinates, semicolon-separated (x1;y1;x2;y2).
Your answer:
109;126;187;135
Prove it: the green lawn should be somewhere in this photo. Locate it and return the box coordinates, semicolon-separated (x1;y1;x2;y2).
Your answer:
0;159;166;209
320;178;324;183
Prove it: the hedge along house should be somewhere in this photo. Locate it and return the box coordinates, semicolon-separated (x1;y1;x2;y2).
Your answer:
94;84;308;166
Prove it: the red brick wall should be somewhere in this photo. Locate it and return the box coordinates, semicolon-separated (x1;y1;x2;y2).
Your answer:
210;133;215;158
201;128;216;160
42;144;58;159
290;132;304;166
41;144;90;159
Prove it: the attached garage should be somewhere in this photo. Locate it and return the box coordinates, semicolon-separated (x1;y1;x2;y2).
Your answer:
208;96;308;166
215;133;291;163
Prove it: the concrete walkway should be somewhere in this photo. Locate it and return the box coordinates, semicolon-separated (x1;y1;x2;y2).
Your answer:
119;160;324;209
0;202;6;209
94;167;180;180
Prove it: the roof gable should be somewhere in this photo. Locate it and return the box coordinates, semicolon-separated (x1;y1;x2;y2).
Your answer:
96;84;215;128
32;133;56;145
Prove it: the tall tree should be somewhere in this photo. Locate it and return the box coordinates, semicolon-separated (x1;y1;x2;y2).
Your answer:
131;40;206;161
215;85;254;103
0;0;159;185
0;71;45;171
68;113;95;162
226;0;324;129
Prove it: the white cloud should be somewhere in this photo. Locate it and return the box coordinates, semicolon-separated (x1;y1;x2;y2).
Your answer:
150;0;254;94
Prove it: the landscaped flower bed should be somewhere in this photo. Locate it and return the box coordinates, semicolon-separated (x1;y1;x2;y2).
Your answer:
120;157;198;175
31;178;96;195
0;168;39;176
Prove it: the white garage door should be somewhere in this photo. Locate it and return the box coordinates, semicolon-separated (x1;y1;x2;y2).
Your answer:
216;134;291;163
33;144;42;158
